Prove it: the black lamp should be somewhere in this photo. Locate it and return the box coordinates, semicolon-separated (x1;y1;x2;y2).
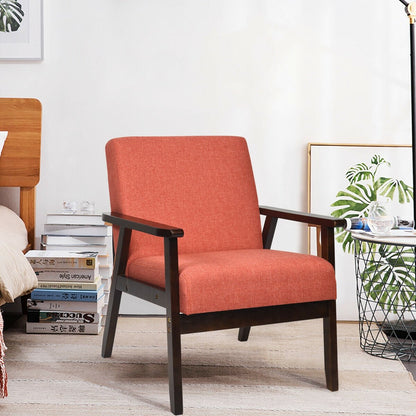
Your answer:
398;0;416;226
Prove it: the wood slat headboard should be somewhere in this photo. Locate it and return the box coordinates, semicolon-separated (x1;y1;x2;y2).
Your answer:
0;98;42;250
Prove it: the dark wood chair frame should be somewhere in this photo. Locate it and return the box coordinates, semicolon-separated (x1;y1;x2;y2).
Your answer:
101;205;345;415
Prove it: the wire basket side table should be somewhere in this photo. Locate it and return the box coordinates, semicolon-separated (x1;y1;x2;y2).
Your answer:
353;232;416;361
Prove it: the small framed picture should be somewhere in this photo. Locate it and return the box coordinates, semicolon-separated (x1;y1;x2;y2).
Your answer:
0;0;43;60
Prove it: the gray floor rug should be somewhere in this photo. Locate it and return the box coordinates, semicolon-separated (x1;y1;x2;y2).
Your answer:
0;316;415;415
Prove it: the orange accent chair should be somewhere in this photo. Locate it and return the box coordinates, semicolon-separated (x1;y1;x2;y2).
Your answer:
102;136;342;415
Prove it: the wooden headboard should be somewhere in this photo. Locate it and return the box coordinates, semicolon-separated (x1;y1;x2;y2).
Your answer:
0;98;42;250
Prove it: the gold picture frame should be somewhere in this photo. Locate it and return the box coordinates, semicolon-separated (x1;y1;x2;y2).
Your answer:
307;142;412;320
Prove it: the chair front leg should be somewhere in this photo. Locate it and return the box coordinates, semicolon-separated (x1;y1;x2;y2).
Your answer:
165;236;183;415
167;315;183;415
102;226;131;358
102;279;122;357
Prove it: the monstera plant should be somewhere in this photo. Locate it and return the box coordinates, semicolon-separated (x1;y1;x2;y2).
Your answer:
330;155;415;314
0;0;24;33
331;155;413;253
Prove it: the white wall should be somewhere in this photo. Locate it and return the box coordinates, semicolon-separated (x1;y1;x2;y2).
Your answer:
0;0;412;319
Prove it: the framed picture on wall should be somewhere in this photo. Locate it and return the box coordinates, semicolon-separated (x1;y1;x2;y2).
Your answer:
0;0;43;60
308;143;413;320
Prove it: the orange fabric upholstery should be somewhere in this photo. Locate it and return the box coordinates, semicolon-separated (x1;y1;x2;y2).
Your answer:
106;136;263;259
106;136;336;315
127;249;336;315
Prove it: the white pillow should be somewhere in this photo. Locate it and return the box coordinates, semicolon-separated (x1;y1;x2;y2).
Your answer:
0;242;37;305
0;205;28;251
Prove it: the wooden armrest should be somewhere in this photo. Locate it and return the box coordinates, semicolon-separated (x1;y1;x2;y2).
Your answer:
260;206;345;228
102;212;184;238
259;206;343;265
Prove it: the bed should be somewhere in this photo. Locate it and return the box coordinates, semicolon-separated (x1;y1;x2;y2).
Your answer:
0;97;42;397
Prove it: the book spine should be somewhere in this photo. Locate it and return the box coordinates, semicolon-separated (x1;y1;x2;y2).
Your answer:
40;244;108;255
26;321;101;334
41;234;110;245
97;254;111;264
98;265;112;279
27;256;97;269
43;224;111;236
27;310;100;324
27;298;104;313
35;269;97;282
37;279;101;290
31;288;102;302
46;214;105;225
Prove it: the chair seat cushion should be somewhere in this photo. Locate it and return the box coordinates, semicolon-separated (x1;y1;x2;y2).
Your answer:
127;249;336;315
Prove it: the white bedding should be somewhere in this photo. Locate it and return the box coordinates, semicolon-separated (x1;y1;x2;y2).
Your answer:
0;132;7;156
0;205;37;306
0;205;28;251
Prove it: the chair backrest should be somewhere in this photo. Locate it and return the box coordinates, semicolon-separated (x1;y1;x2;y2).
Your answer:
105;136;263;258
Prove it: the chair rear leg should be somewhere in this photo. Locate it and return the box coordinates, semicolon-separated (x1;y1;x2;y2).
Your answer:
323;300;338;391
101;281;122;358
238;326;251;341
167;317;183;415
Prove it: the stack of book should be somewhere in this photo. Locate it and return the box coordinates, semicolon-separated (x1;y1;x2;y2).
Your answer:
40;212;113;322
25;250;104;334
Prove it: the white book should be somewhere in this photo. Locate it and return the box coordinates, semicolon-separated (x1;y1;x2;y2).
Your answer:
101;278;111;291
98;264;112;279
97;254;111;265
46;213;106;226
36;276;102;290
27;296;105;313
41;235;111;246
26;250;98;269
34;267;98;282
41;243;110;256
27;310;101;324
26;321;102;335
44;224;111;237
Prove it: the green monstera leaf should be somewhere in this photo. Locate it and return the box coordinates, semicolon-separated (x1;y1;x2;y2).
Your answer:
330;154;414;315
345;155;389;185
330;155;412;254
331;183;375;218
0;0;24;33
331;182;376;253
375;177;413;203
360;245;416;314
346;162;373;184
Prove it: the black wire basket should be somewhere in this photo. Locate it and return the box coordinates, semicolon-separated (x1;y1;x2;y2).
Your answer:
354;238;416;361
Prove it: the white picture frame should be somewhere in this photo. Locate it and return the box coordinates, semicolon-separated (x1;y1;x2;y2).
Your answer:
0;0;43;60
308;143;413;320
